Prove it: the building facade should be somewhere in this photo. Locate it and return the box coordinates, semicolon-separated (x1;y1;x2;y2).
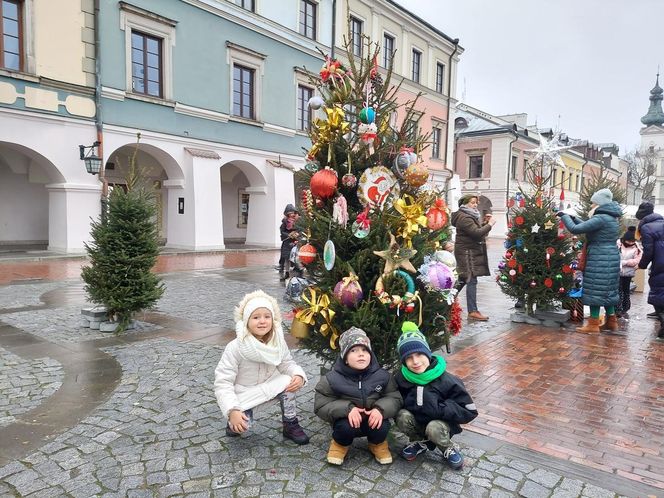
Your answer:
639;74;664;205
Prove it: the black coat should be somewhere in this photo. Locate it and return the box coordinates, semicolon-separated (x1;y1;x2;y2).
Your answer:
395;358;478;435
450;210;492;279
279;218;296;260
314;354;402;425
638;213;664;307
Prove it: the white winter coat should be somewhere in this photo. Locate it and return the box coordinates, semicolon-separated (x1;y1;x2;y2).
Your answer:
214;339;307;417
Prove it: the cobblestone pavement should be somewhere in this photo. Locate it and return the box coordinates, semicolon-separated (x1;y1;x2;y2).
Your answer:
0;346;63;427
0;248;662;497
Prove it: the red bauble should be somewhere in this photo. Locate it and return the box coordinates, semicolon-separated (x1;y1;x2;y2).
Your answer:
515;216;525;225
425;202;448;230
562;264;572;274
310;168;338;199
298;243;317;265
505;251;513;259
544;278;553;288
558;287;566;293
507;259;517;268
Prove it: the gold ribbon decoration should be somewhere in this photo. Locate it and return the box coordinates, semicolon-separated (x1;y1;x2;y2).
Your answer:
312;106;350;162
394;194;428;247
295;288;339;349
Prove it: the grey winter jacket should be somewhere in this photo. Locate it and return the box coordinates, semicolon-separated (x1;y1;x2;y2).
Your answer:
560;201;622;306
314;354;403;425
450;210;492;279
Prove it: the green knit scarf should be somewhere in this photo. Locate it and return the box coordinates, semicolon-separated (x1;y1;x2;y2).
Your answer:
401;355;446;385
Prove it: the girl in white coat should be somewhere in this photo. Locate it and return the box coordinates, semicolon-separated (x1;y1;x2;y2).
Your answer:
214;290;310;444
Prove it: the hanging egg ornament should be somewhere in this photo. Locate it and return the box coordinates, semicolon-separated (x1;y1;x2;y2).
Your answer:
359;106;376;124
392;150;415;178
298;243;317;265
308;95;325;110
341;173;357;188
333;277;364;307
351;221;370;238
425;199;448;230
425;261;455;290
323;240;336;271
404;162;429;187
310;168;338;199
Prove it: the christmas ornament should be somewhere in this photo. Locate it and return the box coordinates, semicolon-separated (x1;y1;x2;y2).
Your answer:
418;258;456;291
433;250;456;268
507;259;517;268
393;147;417;178
504;240;514;249
555;273;563;280
308;95;325;110
358;122;378;153
289;316;311;338
449;300;463;336
507;198;515;208
332;195;348;227
544;278;553;288
301;189;314;217
298;243;317;265
358;166;400;209
394;194;428;246
544;219;555;230
509;269;517;281
530;280;537;288
319;56;348;85
500;275;508;282
359;106;376;124
305;160;320;173
341;173;357;188
285;276;310;303
333;273;363;307
425;199;448;230
375;270;418;314
310;168;338;199
515;238;524;248
373;232;418;275
315;198;324;208
498;261;506;270
558;287;566;294
404;162;429;187
515;216;525;225
524;132;571;170
351;221;370;238
296;288;338;348
323;240;336;270
531;223;540;233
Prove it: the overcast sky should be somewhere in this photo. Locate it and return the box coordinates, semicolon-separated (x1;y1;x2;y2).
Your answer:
396;0;663;154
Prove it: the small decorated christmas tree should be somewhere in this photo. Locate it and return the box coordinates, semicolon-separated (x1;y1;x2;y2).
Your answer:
291;35;459;366
81;139;164;330
496;137;580;316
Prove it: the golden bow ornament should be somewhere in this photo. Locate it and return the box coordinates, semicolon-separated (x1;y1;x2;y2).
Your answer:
295;288;339;349
394;195;428;246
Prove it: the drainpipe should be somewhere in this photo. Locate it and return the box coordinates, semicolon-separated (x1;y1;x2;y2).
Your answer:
93;0;108;221
443;38;459;202
579;158;588;205
330;0;337;59
504;129;518;226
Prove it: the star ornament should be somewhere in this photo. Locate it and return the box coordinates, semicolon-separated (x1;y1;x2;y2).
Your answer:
544;220;555;230
531;223;541;233
525;133;573;169
373;233;418;275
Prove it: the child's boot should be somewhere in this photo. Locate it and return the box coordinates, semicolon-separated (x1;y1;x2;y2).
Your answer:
600;314;619;331
368;441;393;464
282;418;310;445
327;439;349;465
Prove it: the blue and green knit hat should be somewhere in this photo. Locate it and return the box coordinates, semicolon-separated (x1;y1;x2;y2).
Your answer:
397;321;432;362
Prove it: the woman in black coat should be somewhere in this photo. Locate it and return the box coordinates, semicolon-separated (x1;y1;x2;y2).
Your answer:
636;202;664;338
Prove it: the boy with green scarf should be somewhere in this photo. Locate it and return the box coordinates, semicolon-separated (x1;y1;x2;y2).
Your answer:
394;322;478;469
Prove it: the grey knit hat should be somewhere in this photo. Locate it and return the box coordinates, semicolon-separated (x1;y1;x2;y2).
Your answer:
339;327;371;359
590;188;613;206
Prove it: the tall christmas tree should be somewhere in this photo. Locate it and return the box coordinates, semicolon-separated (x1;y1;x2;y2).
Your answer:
291;36;459;367
496;135;580;315
81;138;164;331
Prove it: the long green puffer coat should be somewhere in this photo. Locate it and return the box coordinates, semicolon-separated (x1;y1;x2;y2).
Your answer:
560;201;622;306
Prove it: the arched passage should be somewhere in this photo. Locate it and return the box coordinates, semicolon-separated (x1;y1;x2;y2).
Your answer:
220;160;267;245
0;142;64;249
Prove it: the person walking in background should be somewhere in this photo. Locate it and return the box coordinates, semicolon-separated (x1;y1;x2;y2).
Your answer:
451;194;496;321
635;201;664;339
278;204;299;281
558;188;622;333
616;226;641;318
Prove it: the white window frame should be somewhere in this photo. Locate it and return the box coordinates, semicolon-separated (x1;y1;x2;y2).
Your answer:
227;42;265;122
120;2;176;101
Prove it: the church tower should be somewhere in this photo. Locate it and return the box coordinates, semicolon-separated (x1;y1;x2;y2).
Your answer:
640;74;664;204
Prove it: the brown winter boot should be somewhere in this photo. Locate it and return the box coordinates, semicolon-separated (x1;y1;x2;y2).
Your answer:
576;317;601;334
600;314;619;331
326;440;349;465
368;441;393;464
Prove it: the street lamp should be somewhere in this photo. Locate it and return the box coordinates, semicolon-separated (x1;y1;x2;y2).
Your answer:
79;141;102;175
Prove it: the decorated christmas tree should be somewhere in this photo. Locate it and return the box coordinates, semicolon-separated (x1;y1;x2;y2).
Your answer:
290;37;460;367
496;136;581;316
81;139;164;331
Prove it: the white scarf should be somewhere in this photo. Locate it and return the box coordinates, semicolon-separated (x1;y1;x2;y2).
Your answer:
235;320;289;366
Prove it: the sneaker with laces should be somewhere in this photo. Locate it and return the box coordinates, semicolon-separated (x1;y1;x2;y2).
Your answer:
400;441;429;461
282;418;310;445
442;445;464;470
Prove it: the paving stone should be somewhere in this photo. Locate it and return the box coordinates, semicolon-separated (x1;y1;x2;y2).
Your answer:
490;490;515;498
509;460;535;474
496;465;525;482
560;477;584;494
494;476;520;492
581;484;616;498
468;476;493;488
463;483;490;498
528;468;562;488
551;490;581;498
519;480;551;498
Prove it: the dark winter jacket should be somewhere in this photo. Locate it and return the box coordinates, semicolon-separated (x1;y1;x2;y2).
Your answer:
395;357;478;435
450;210;492;279
279;218;296;260
314;354;403;425
560;201;622;306
638;213;664;307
